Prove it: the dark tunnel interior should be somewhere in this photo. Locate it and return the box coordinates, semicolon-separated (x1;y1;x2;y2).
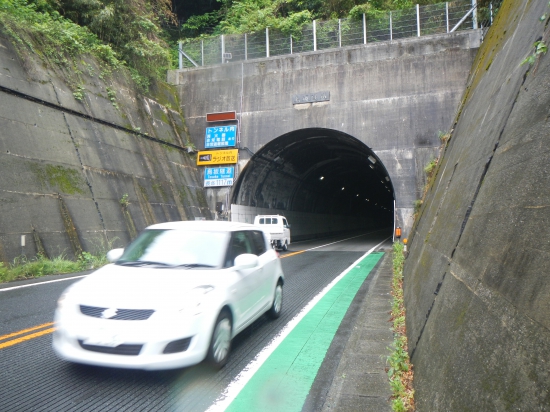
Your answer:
231;128;394;230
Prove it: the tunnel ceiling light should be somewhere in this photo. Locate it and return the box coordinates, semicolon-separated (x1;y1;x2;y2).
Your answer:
368;155;377;164
356;194;359;197
385;176;390;181
369;164;375;169
319;176;324;180
341;187;345;190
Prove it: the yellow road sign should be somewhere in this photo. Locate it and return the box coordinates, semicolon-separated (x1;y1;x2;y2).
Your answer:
197;149;238;165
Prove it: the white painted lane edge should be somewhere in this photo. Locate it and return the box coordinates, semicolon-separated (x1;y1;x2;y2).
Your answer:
205;236;390;412
0;275;88;292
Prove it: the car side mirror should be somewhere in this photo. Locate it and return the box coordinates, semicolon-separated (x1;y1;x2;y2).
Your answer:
106;248;124;263
234;253;259;271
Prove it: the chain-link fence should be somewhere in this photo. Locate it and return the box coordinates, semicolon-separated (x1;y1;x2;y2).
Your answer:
178;0;502;69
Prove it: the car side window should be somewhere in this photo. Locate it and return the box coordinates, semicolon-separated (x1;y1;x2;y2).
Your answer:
283;218;288;227
247;230;267;255
224;231;253;268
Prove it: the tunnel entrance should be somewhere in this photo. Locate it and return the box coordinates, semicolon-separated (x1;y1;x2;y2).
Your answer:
231;128;394;240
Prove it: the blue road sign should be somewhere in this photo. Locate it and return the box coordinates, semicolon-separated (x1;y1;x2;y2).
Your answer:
205;125;237;148
204;166;235;187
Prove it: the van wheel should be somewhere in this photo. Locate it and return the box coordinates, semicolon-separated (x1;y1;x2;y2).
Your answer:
282;241;288;251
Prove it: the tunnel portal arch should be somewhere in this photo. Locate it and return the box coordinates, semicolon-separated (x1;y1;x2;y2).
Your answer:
230;128;395;240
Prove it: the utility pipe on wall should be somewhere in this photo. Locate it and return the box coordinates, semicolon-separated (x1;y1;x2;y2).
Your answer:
313;21;317;51
417;4;421;37
363;14;367;44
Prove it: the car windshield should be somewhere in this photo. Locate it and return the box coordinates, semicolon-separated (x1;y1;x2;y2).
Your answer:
116;229;229;269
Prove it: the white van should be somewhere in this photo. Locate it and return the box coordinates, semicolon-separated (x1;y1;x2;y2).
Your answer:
254;215;291;251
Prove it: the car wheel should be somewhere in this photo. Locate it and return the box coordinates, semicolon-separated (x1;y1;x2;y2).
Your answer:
282;241;288;251
267;282;283;319
207;310;232;368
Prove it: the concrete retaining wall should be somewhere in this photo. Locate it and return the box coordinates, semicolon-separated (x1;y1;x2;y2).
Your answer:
404;0;550;409
0;34;210;263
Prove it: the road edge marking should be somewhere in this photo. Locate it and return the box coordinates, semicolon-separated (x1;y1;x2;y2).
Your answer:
0;275;88;292
205;237;390;412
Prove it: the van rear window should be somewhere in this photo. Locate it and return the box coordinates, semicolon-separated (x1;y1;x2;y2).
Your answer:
258;218;278;224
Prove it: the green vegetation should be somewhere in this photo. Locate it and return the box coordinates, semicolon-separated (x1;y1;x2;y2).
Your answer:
521;40;548;66
0;251;107;283
119;193;130;208
0;0;173;93
178;0;440;37
0;235;120;283
424;158;437;179
387;241;414;411
521;1;549;68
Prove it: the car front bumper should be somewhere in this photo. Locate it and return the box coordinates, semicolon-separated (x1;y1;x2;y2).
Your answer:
53;310;215;370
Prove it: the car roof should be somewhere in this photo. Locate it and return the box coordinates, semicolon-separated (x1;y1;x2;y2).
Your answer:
146;220;260;232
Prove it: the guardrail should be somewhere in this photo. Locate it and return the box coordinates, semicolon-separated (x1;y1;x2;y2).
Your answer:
178;0;501;69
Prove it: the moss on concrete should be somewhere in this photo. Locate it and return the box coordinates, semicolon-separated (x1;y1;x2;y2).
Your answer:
31;164;86;195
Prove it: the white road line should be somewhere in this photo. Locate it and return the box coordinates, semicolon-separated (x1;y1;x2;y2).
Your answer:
205;237;390;412
0;275;88;292
303;231;379;251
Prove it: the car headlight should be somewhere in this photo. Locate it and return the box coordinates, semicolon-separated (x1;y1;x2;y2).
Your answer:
56;292;76;312
178;286;215;316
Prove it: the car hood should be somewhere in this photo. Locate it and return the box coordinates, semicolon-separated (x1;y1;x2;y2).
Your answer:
65;264;228;309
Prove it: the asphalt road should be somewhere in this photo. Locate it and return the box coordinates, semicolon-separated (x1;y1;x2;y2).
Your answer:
0;229;390;412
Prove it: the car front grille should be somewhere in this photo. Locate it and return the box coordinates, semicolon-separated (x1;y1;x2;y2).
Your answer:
78;340;143;356
80;305;154;320
163;337;192;354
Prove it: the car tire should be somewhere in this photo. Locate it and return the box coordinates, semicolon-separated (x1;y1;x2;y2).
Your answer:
282;241;288;251
206;310;232;369
267;282;283;319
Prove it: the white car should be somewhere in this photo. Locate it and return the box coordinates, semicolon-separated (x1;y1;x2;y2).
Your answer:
53;221;284;370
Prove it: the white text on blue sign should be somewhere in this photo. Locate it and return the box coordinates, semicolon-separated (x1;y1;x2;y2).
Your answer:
205;126;237;148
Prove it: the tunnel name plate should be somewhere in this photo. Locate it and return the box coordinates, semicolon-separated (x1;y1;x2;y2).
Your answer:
204;166;234;187
292;91;330;105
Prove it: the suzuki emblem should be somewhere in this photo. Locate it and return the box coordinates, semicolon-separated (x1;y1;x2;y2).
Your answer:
100;308;118;319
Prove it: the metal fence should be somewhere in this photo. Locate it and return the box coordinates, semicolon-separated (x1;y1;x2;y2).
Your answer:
178;0;501;69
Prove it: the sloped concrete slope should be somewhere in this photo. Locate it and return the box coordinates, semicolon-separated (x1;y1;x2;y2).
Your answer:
403;0;550;409
0;34;210;262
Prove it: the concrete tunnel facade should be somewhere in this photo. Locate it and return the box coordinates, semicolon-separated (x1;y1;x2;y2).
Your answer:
169;29;483;240
230;128;394;241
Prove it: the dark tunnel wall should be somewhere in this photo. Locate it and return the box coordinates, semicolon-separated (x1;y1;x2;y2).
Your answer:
230;129;394;240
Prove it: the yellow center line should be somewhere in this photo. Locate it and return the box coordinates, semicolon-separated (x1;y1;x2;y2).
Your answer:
0;322;54;342
280;250;305;258
0;327;56;350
